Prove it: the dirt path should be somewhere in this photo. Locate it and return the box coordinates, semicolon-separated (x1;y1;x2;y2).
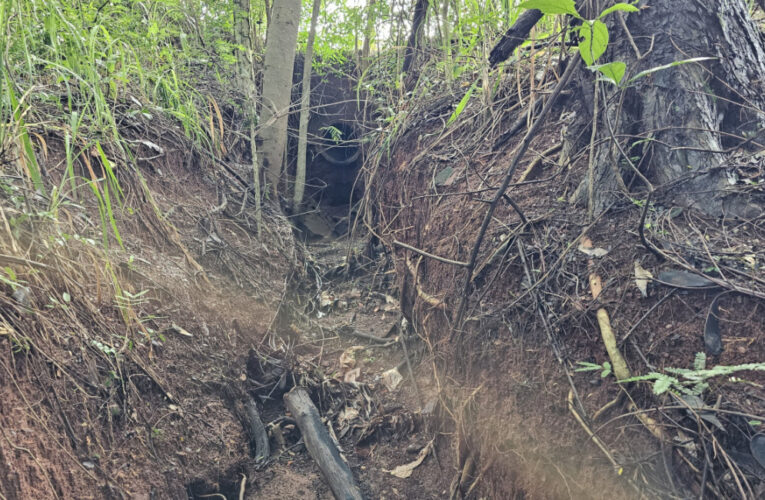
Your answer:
236;234;448;500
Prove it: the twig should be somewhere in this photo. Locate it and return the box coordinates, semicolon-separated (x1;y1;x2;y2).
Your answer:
0;253;52;270
587;77;600;221
567;390;622;471
406;257;447;309
516;142;563;184
452;55;579;338
620;290;676;345
239;474;247;500
393;239;468;267
399;334;422;404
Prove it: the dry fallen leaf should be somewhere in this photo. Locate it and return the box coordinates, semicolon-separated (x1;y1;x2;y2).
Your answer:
339;346;364;370
588;273;603;299
338;406;359;426
343;367;361;384
743;254;756;269
381;367;403;391
170;323;193;337
385;441;432;478
578;241;609;258
634;261;653;298
319;290;335;309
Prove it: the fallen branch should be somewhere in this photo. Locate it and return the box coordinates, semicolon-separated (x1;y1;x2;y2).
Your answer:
284;388;363;500
243;396;270;464
393;239;468;267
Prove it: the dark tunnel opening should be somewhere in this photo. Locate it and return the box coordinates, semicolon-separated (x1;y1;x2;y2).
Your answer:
306;121;362;208
317;122;360;167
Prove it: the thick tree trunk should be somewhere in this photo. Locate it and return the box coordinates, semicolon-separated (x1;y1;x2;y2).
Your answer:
259;0;301;196
575;0;765;217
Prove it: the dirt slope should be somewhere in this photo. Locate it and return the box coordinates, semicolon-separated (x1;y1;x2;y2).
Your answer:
368;69;765;498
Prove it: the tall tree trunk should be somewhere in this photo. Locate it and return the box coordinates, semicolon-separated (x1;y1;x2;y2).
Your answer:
437;0;452;83
361;0;376;73
574;0;765;217
235;0;262;234
259;0;301;196
402;0;430;78
293;0;322;210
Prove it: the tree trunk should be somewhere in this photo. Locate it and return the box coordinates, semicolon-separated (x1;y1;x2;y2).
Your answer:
293;0;322;209
402;0;430;77
574;0;765;218
235;0;262;234
360;0;376;73
259;0;301;196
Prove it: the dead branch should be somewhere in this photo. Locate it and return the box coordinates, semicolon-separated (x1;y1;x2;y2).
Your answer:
284;388;363;500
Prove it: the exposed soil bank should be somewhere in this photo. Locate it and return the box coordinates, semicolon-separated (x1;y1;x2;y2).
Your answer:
369;69;765;498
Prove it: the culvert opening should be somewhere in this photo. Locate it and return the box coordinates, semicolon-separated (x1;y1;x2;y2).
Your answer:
291;121;363;240
317;122;360;166
305;121;362;208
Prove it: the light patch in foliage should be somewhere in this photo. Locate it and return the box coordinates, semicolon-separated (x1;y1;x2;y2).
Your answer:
517;0;579;17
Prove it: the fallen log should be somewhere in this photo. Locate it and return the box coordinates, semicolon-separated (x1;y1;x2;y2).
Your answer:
244;395;270;464
284;388;363;500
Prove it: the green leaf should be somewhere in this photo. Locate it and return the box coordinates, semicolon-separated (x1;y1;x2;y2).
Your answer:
626;57;716;85
62;292;71;303
590;61;626;86
749;420;762;427
6;75;44;193
693;352;707;371
601;361;612;378
598;3;639;19
574;361;602;372
653;376;674;395
578;20;609;65
517;0;580;17
447;81;477;126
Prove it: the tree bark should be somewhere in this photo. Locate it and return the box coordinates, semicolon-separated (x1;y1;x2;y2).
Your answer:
284;388;363;500
402;0;430;76
361;0;376;73
235;0;262;234
259;0;301;196
488;9;544;67
293;0;321;210
574;0;765;217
